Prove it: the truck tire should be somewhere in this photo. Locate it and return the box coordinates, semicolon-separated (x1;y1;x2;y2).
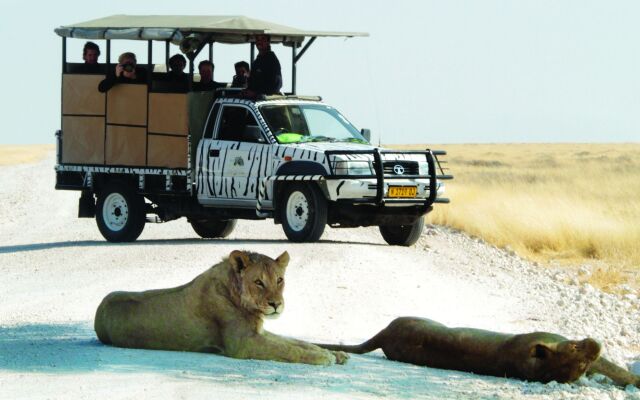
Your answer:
379;216;425;246
96;182;146;242
190;218;237;239
280;183;327;242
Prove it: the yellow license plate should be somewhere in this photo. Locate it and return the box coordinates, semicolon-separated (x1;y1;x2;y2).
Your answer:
388;186;417;198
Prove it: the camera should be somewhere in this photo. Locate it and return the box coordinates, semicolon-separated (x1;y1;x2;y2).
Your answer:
121;63;135;73
233;74;247;87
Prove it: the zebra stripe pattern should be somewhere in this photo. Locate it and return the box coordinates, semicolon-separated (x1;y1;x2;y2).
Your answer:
256;175;325;217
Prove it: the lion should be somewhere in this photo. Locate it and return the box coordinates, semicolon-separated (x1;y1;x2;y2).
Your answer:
94;250;348;366
317;317;640;387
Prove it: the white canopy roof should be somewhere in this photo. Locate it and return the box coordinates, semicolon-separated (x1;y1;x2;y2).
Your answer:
54;15;368;46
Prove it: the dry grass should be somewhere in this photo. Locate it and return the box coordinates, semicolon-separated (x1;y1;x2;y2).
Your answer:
391;143;640;291
0;145;55;166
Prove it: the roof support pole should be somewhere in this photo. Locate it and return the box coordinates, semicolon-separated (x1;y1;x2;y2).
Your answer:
250;43;255;62
147;40;152;80
188;55;194;85
292;44;297;95
294;36;317;64
106;40;111;65
165;40;170;66
184;34;212;90
62;37;66;73
209;42;213;61
60;37;66;140
291;37;317;95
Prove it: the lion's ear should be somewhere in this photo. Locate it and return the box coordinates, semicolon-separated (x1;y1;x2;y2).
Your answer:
229;250;250;273
275;251;289;268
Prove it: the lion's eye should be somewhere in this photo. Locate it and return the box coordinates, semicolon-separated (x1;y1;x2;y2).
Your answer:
277;277;283;285
254;279;265;288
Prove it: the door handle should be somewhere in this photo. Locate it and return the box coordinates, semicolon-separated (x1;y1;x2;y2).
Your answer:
209;149;220;157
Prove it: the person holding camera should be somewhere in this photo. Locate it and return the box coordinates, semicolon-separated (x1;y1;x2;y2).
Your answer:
98;52;147;92
231;61;250;88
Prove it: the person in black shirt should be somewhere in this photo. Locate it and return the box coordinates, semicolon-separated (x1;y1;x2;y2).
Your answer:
77;41;102;73
83;42;100;64
98;52;147;92
245;35;282;97
167;54;188;81
163;53;189;92
192;60;226;91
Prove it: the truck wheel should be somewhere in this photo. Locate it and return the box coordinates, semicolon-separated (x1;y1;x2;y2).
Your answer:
190;218;237;239
379;216;425;246
96;182;146;242
280;183;327;242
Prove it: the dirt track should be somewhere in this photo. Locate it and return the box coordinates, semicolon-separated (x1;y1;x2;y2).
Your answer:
1;153;639;399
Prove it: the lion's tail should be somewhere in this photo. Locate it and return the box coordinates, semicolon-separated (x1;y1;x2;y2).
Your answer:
316;330;386;354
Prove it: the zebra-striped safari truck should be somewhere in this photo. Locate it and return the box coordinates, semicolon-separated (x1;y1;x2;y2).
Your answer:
55;15;452;246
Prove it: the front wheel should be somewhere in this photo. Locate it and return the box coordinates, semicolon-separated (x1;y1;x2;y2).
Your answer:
280;183;327;242
96;182;146;242
379;216;425;246
190;218;237;239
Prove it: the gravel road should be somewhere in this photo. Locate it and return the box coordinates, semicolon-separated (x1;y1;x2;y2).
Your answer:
0;153;639;399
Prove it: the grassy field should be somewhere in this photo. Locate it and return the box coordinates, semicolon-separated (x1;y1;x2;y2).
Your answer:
392;143;640;291
0;144;54;166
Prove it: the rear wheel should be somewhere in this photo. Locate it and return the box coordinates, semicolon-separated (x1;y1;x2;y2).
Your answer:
280;183;327;242
379;216;425;246
96;182;146;242
190;218;237;239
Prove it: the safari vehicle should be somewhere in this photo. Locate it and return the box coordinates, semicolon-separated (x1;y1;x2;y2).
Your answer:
54;15;452;246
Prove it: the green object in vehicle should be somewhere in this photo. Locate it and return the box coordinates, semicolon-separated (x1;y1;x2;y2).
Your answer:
277;133;303;143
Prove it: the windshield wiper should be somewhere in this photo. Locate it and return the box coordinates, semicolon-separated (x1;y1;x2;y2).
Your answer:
336;138;368;144
299;135;337;143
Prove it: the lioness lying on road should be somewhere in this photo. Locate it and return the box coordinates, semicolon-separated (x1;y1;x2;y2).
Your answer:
318;317;639;386
95;250;348;365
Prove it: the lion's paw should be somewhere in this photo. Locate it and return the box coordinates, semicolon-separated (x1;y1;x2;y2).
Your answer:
332;350;349;365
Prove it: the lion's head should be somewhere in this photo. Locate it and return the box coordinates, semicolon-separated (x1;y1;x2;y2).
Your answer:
519;335;601;383
228;250;289;319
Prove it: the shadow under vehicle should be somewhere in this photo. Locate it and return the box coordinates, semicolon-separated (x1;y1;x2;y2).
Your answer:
54;15;452;245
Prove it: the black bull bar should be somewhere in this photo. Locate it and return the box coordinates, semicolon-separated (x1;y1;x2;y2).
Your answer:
324;148;453;208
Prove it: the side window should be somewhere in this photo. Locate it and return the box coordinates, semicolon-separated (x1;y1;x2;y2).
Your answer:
216;106;265;143
203;103;220;139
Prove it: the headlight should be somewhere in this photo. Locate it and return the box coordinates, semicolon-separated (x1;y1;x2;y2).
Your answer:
418;161;430;176
335;161;373;176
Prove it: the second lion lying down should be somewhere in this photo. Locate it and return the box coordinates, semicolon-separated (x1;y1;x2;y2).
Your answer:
318;317;640;387
94;250;347;365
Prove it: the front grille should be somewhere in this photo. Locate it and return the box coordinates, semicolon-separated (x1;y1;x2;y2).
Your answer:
382;161;419;176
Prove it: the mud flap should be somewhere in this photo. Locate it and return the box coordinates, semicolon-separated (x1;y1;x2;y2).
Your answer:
78;190;96;218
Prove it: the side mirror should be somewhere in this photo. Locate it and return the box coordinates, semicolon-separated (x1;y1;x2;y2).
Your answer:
361;128;371;142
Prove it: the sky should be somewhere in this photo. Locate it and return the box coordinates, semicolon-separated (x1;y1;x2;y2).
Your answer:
0;0;638;145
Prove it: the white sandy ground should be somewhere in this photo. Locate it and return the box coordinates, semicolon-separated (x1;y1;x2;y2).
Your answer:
1;152;639;400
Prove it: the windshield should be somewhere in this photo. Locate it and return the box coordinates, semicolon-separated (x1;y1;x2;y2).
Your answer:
259;103;367;144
